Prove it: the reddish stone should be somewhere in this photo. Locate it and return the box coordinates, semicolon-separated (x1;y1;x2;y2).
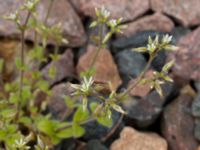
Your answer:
25;0;86;47
150;0;200;27
128;70;154;97
161;86;199;150
111;127;167;150
172;26;200;82
0;0;24;37
69;0;150;22
76;45;122;91
42;49;75;86
118;13;174;37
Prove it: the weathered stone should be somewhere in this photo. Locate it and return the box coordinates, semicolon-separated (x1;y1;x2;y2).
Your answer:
112;31;166;52
150;0;200;27
161;86;199;150
42;49;75;86
0;39;32;81
69;0;150;22
115;50;146;86
48;83;74;120
194;119;200;141
124;82;175;128
128;70;154;97
86;140;108;150
0;0;23;37
25;0;86;47
171;27;191;44
172;27;200;82
77;45;122;91
111;127;168;150
117;13;174;37
192;93;200;118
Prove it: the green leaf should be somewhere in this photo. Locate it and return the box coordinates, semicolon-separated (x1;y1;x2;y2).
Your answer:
111;104;126;114
96;115;113;127
72;124;85;138
162;59;174;73
0;59;4;73
90;21;98;28
103;32;112;44
56;127;73;138
154;82;163;97
133;47;147;53
73;106;89;123
64;96;75;108
18;117;32;125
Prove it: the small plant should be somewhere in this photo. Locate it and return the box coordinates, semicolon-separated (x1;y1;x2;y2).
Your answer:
0;1;177;149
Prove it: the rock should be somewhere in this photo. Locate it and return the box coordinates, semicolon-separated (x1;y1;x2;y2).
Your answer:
42;49;75;86
25;0;86;47
150;0;200;27
47;83;74;120
69;0;150;22
115;50;146;86
117;13;174;38
192;93;200;118
112;31;166;52
0;39;32;81
128;70;154;97
76;45;122;92
54;139;76;150
83;107;123;141
111;127;168;150
124;82;175;128
86;140;108;150
195;82;200;92
0;0;23;37
172;26;200;82
161;86;199;150
170;26;191;44
194;119;200;141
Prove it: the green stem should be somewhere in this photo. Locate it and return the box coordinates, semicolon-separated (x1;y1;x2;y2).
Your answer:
44;0;54;25
89;23;104;70
16;11;31;119
56;117;94;132
120;55;155;98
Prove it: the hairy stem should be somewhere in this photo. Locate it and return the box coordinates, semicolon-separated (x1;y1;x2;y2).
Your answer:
17;11;31;119
120;55;155;98
89;23;104;69
44;0;54;25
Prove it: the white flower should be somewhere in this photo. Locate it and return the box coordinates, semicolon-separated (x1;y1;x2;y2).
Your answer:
162;34;172;44
14;138;30;150
101;6;110;18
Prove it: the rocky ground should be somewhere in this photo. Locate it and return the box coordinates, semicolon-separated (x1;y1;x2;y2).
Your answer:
0;0;200;150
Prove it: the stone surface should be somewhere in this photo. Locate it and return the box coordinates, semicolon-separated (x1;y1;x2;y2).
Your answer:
86;140;108;150
25;0;86;47
128;70;154;97
0;39;32;81
69;0;150;22
124;82;175;128
47;83;74;120
118;13;174;37
115;50;146;86
172;26;200;82
161;86;199;150
170;26;191;44
111;127;167;150
0;0;23;37
77;45;122;91
42;49;75;86
112;31;166;52
194;119;200;141
150;0;200;27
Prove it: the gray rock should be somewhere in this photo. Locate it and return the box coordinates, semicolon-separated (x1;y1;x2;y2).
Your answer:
115;50;146;85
